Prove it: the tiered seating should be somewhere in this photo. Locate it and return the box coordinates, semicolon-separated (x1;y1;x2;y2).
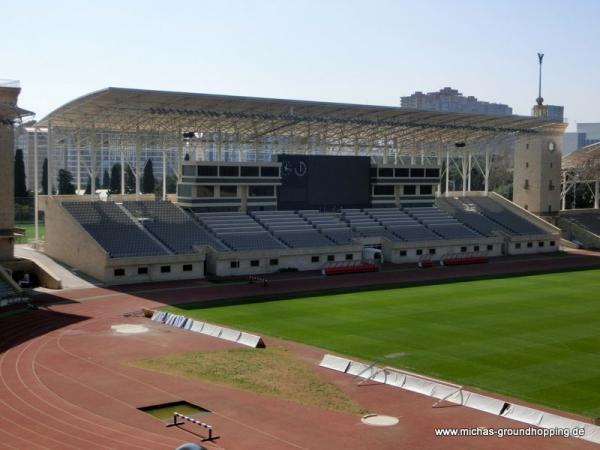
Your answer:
365;208;439;241
123;201;228;253
465;197;545;235
197;212;286;251
405;206;481;240
340;209;402;241
298;210;355;244
565;212;600;235
436;197;512;237
62;202;167;257
253;211;334;248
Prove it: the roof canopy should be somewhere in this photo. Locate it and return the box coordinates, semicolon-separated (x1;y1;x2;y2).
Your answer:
36;87;566;149
562;142;600;179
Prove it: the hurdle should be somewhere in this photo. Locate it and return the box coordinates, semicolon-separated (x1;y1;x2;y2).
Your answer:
167;412;217;441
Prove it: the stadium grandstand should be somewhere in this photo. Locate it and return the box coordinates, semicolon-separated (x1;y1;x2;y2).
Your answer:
33;87;565;284
559;142;600;248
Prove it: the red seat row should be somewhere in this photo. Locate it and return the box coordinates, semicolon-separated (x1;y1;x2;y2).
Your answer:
323;263;379;275
441;255;488;266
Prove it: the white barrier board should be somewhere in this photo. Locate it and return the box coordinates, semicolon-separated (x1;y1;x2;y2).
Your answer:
220;327;242;343
237;332;264;348
319;354;351;373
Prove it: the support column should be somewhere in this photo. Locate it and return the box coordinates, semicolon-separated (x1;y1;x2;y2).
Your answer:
120;149;125;195
177;136;183;180
445;148;450;197
462;149;467;196
135;130;141;196
90;130;96;197
76;135;81;192
484;148;490;195
573;182;577;209
47;121;53;195
162;150;167;200
34;128;39;241
467;151;472;192
595;180;599;209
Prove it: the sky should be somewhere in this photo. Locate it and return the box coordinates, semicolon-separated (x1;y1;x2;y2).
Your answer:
4;0;600;130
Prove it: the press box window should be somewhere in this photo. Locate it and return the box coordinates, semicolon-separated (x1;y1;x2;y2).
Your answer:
230;261;240;269
399;250;407;256
539;241;544;247
114;268;125;277
416;249;423;255
196;186;215;197
410;168;425;177
249;186;275;197
420;185;433;195
394;168;409;177
550;241;556;247
345;254;353;260
261;166;279;177
269;258;279;266
429;248;436;255
374;185;394;196
487;245;493;251
250;260;259;267
220;186;238;197
425;168;440;177
137;267;148;275
178;184;193;197
197;165;218;176
182;165;196;176
327;255;335;262
461;246;467;252
474;245;480;251
403;185;416;195
183;264;193;272
527;242;533;248
311;256;320;263
515;243;522;249
241;166;259;177
378;168;393;177
160;265;171;273
219;166;239;177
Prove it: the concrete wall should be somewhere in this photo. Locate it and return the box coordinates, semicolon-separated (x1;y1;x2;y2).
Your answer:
207;246;362;277
383;238;503;264
44;198;109;281
559;215;600;249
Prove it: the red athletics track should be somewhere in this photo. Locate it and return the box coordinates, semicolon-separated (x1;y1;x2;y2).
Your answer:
1;251;599;450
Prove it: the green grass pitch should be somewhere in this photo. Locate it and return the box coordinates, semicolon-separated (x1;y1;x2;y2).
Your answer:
164;269;600;417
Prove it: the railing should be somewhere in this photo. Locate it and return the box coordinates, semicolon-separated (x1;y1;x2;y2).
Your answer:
440;252;488;266
322;260;379;275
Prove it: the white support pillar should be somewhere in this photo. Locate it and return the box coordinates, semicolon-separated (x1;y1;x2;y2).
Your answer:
120;149;125;195
34;128;39;241
162;150;167;200
76;135;81;192
467;151;472;192
595;180;599;209
383;139;389;164
462;149;468;196
135;131;141;197
484;148;490;195
47;121;53;195
573;181;577;209
90;130;96;197
445;148;450;197
177;136;183;180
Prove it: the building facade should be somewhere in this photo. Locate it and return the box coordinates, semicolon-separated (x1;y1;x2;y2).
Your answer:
400;87;512;116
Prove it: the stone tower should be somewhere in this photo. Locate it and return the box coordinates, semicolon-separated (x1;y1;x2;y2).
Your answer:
0;80;32;261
